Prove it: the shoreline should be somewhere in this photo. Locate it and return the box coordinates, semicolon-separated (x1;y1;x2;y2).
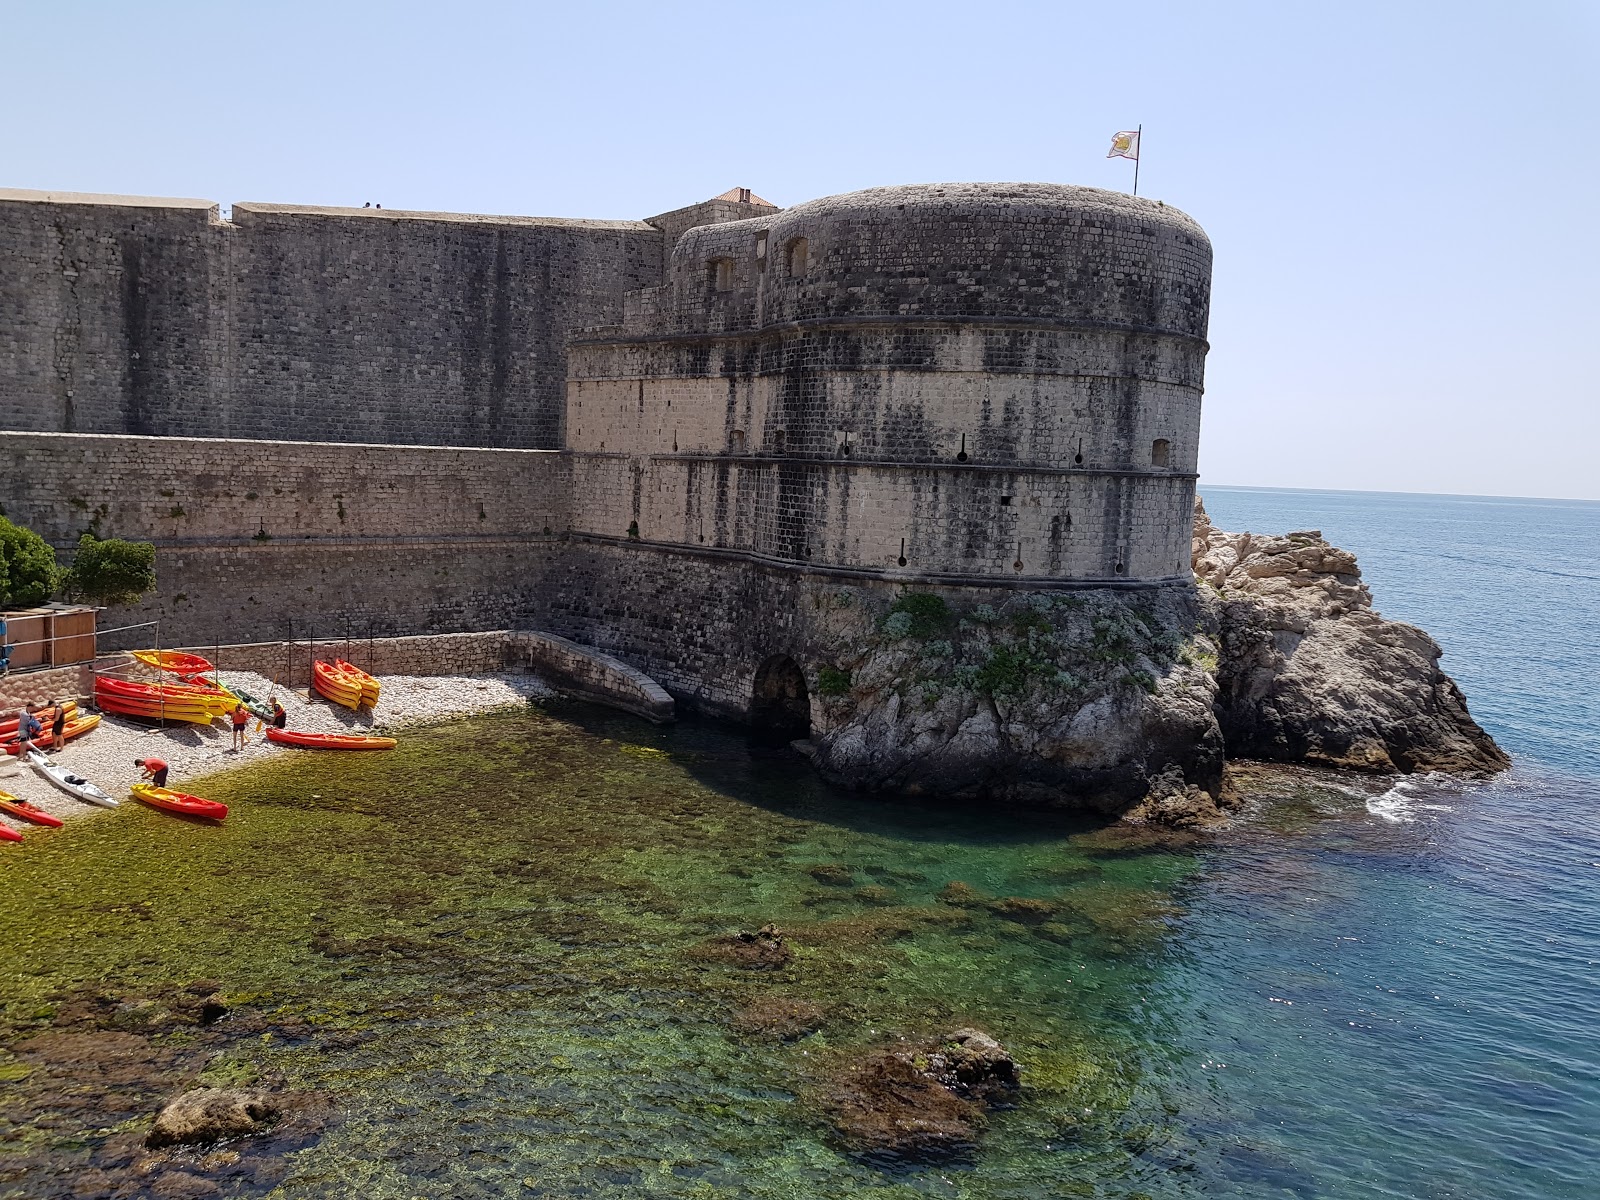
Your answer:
0;669;557;824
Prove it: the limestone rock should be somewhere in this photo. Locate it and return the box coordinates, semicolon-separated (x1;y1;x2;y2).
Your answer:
1194;498;1507;775
809;588;1226;814
145;1088;281;1148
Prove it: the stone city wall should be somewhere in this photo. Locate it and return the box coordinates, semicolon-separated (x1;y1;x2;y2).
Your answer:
0;432;568;648
0;189;663;448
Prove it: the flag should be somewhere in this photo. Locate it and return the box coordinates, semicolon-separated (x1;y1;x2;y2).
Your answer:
1107;130;1140;160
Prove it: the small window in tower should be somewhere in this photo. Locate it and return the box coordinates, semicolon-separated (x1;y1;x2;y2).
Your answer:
755;232;768;272
709;258;735;292
730;429;747;454
999;495;1012;506
1152;438;1171;468
771;428;787;455
786;237;808;278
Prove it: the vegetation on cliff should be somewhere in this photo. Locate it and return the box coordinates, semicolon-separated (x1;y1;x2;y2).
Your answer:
0;515;61;607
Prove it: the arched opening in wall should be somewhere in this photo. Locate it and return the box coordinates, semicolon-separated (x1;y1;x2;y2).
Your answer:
785;237;809;278
709;257;735;292
751;655;811;741
1151;438;1171;468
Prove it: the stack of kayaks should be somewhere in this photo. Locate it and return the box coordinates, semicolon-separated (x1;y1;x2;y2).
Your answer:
3;712;101;755
0;791;64;828
1;701;77;740
312;659;379;710
95;676;233;725
266;727;396;751
338;659;381;709
131;783;228;821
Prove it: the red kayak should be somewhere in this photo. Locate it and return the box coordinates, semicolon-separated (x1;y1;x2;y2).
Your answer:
0;792;65;828
0;824;21;843
266;727;396;751
130;783;229;821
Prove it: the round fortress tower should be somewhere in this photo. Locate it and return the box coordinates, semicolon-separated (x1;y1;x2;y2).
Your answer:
566;182;1212;583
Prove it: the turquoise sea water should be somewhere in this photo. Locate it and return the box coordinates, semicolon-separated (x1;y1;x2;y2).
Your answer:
2;487;1596;1199
1190;486;1600;1197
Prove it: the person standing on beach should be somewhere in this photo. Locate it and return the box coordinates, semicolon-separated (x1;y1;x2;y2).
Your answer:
230;702;250;750
50;700;67;750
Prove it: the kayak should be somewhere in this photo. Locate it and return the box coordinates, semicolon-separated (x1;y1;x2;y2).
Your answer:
95;678;223;724
335;659;381;709
97;675;234;715
132;649;215;675
3;713;102;755
0;701;78;738
312;660;364;711
130;783;228;821
0;790;65;828
0;824;20;843
266;727;396;751
24;752;118;807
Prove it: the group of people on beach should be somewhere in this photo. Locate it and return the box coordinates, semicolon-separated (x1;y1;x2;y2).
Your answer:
12;702;67;756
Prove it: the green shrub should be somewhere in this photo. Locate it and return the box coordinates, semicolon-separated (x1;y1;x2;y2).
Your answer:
816;665;852;696
0;516;61;607
63;534;155;606
880;592;951;639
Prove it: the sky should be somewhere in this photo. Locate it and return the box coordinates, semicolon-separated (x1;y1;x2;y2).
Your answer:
4;1;1597;500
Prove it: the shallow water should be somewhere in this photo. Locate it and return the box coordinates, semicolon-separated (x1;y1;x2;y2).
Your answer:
4;487;1599;1198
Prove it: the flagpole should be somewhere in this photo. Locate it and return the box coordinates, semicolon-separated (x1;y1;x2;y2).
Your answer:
1133;124;1142;197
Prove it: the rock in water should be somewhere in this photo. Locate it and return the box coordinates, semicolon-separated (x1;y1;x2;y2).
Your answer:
1194;499;1508;775
812;1029;1020;1159
145;1088;281;1148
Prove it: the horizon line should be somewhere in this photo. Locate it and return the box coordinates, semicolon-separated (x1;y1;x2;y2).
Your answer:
1200;482;1600;506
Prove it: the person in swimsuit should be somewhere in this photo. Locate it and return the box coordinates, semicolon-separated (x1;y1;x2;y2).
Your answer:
134;757;169;788
51;700;67;749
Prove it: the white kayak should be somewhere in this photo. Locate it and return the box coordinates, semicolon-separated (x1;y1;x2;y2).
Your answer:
25;751;119;808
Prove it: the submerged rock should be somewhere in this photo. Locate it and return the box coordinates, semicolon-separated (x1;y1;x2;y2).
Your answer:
691;924;791;970
1194;500;1509;775
145;1087;282;1148
730;996;825;1040
811;1029;1020;1159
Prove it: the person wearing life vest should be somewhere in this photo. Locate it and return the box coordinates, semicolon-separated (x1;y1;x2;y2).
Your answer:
134;757;169;788
230;701;250;750
270;699;288;729
16;709;43;754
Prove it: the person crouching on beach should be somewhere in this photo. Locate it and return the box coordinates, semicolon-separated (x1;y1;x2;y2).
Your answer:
135;757;169;788
230;702;250;750
270;698;287;729
16;709;42;755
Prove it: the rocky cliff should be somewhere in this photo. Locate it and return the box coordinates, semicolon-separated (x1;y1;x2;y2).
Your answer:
804;500;1506;821
1193;499;1508;777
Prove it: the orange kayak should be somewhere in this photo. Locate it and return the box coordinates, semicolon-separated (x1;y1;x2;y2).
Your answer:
0;701;78;738
0;824;21;843
132;649;215;675
266;727;395;751
312;660;364;710
0;791;64;828
130;783;228;821
3;714;102;754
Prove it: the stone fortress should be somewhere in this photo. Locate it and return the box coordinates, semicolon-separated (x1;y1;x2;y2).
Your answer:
1;180;1501;809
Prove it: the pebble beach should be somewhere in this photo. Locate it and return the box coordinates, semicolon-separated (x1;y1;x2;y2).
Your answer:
0;669;557;823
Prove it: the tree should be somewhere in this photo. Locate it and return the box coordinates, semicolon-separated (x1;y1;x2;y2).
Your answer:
0;516;62;608
64;534;156;607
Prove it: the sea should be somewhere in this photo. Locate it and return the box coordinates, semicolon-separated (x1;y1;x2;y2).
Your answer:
1;486;1596;1200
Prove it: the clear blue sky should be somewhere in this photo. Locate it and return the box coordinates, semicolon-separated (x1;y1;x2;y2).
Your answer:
5;1;1596;499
